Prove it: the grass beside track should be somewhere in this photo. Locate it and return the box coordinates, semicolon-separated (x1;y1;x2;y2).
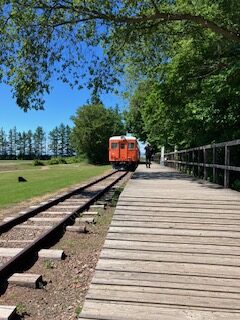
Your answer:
0;162;111;209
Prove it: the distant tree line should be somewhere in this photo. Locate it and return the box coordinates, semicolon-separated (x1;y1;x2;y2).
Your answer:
0;124;74;159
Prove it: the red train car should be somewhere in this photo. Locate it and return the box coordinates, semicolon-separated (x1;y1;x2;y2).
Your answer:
109;136;140;170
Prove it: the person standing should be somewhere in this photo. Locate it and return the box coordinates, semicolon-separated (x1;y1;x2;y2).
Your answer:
145;143;153;168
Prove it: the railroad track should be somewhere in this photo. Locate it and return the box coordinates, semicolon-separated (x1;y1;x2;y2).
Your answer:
0;170;128;285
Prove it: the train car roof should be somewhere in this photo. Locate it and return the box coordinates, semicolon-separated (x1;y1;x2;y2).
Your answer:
109;136;137;141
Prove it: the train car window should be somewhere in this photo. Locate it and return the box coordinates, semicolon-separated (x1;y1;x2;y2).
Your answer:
111;143;118;149
128;143;135;150
120;143;125;149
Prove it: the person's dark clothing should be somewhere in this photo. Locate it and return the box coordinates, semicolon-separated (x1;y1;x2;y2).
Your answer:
145;145;153;168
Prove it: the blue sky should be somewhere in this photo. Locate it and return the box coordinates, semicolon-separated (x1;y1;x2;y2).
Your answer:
1;81;126;133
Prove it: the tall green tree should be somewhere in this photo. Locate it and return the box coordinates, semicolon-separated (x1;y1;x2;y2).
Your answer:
0;128;7;158
71;103;125;164
58;123;66;157
26;130;34;158
65;125;74;157
8;128;15;159
48;127;59;157
34;127;46;158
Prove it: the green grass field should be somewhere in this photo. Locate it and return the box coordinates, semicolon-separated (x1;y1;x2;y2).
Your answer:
0;161;111;209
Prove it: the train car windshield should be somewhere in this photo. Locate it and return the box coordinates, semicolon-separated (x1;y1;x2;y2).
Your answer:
111;143;118;149
120;143;125;149
128;143;135;150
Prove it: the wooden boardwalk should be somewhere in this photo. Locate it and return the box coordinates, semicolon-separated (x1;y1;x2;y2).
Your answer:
79;164;240;319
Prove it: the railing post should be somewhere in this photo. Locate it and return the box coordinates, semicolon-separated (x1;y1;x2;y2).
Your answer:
197;148;200;177
224;145;230;188
212;146;216;183
174;146;177;170
203;148;207;180
160;146;165;166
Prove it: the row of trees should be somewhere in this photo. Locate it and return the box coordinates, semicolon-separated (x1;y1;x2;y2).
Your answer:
0;104;125;164
0;124;73;159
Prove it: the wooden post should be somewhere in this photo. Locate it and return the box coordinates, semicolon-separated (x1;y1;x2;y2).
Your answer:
203;148;207;180
160;146;165;166
212;146;216;183
174;146;177;170
224;145;230;188
197;148;200;177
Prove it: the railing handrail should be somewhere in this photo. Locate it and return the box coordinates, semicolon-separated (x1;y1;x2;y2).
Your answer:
164;138;240;188
165;139;240;156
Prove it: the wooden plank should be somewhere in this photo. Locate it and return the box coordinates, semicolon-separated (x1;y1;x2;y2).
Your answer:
3;217;15;222
100;248;240;267
79;301;240;320
116;205;240;214
120;195;240;203
76;217;95;224
90;205;105;209
117;201;240;210
0;306;16;320
114;210;240;220
64;199;86;203
82;211;99;217
8;273;42;289
92;277;240;295
89;283;240;300
110;220;240;232
113;215;240;225
86;287;240;310
0;248;64;260
55;205;80;208
108;226;240;238
42;211;72;215
0;248;22;257
106;232;240;246
38;249;64;260
93;270;240;291
15;225;51;230
118;198;240;205
96;259;240;279
30;217;62;222
0;240;32;244
66;225;87;233
103;239;240;255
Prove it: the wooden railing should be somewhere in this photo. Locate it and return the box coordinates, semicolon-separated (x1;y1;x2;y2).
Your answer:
164;139;240;188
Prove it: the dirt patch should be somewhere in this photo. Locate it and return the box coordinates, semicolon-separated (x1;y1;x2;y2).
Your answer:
0;207;114;319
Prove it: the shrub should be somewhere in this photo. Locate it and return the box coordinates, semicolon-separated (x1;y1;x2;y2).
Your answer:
232;179;240;191
65;156;85;164
48;158;60;165
48;157;67;165
58;157;67;164
33;159;45;166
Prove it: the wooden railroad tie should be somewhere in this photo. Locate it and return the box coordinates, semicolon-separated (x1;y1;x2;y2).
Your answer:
8;273;43;289
0;306;16;320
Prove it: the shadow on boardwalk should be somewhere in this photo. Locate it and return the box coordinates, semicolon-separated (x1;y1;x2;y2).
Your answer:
132;170;223;189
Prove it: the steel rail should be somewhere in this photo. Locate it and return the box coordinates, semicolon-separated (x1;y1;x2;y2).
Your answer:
0;170;128;281
0;170;118;234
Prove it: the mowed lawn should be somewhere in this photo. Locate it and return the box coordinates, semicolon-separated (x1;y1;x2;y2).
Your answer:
0;162;111;209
